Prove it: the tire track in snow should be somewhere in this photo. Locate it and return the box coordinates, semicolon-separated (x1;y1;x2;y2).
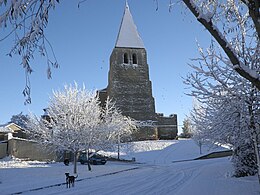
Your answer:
10;166;140;195
153;140;183;165
80;163;200;195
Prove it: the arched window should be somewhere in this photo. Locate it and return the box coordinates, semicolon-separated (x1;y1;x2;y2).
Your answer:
123;53;129;64
132;53;137;64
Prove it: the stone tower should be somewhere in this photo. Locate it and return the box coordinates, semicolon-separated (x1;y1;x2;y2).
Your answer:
108;4;155;120
107;3;157;139
99;3;178;140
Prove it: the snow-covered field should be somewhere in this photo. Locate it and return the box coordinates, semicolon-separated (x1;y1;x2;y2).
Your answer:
0;139;258;195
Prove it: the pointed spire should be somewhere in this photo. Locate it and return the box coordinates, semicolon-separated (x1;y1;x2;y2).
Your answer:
125;0;129;9
115;2;145;48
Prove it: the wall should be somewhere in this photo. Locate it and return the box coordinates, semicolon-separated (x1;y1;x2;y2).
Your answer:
132;126;158;141
0;142;7;158
157;114;178;139
8;139;58;161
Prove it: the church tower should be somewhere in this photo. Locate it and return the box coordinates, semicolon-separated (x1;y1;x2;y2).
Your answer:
107;3;158;140
98;2;178;140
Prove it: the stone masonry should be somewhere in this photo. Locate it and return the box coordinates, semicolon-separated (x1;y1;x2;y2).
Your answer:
99;3;177;140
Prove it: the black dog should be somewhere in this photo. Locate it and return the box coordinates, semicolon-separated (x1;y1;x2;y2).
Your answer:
65;173;78;188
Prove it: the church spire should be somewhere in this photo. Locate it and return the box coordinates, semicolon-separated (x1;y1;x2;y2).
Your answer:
115;2;145;48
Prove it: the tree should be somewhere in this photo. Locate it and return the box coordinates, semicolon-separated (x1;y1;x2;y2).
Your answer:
180;0;260;180
26;83;136;173
102;99;137;159
179;0;260;89
185;40;260;179
0;0;60;104
10;112;29;129
2;1;258;103
180;117;192;138
26;83;102;173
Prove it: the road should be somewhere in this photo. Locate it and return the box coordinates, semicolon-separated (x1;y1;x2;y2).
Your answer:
23;157;257;195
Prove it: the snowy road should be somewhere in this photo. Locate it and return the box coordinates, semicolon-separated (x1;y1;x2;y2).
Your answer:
21;158;258;195
1;140;258;195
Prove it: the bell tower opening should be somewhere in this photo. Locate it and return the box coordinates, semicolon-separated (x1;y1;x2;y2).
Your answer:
132;53;137;64
123;53;129;64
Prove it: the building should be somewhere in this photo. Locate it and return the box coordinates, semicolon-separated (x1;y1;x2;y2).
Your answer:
99;3;178;140
0;123;27;141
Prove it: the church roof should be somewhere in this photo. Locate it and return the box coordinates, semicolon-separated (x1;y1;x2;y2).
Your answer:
115;2;145;49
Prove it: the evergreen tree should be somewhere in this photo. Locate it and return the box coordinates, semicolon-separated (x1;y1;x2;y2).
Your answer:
10;112;29;129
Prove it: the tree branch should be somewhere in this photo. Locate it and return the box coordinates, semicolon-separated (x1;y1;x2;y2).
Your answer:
241;0;260;39
182;0;260;90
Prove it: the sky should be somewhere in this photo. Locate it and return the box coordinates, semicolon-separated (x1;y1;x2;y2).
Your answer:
0;0;212;131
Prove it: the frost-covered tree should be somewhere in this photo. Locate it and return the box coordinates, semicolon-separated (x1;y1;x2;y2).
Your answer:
26;83;136;173
178;0;260;89
180;117;192;138
101;99;137;159
0;0;60;104
2;1;258;104
185;39;260;179
26;84;102;173
182;0;260;180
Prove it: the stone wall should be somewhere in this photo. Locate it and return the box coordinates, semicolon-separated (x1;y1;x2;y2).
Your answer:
0;142;7;158
8;139;58;161
132;126;158;141
157;114;178;139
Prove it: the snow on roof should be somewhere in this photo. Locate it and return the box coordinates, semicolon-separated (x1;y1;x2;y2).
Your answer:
0;127;13;133
0;123;23;133
115;2;145;49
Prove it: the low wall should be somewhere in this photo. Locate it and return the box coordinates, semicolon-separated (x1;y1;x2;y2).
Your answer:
8;139;58;161
0;142;7;159
195;150;233;160
132;126;158;141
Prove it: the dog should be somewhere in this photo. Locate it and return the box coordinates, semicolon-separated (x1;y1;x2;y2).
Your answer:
65;172;78;188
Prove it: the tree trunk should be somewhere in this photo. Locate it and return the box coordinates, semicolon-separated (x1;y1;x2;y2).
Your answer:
249;102;260;185
199;141;202;155
87;161;91;171
87;149;91;171
252;130;260;185
73;151;78;174
117;134;120;160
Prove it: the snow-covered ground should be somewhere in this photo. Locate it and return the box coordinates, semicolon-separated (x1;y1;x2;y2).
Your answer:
0;139;258;195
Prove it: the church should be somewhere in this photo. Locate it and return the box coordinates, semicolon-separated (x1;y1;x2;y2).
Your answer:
99;3;178;140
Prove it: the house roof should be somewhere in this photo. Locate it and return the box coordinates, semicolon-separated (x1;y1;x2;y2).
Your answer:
0;127;13;133
0;123;23;133
115;1;145;49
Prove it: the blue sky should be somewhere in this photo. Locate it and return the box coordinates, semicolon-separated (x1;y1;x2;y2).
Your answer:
0;0;211;132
